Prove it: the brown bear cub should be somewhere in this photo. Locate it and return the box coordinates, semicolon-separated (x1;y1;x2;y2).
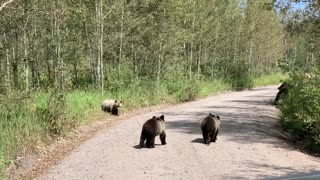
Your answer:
101;99;123;116
274;82;289;105
139;115;166;148
200;113;220;145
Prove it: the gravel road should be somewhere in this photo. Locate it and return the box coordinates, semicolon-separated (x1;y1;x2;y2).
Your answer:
38;85;320;180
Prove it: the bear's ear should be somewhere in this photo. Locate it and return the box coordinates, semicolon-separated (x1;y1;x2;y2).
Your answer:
217;116;220;120
152;116;156;119
209;113;214;117
115;100;118;103
160;115;165;121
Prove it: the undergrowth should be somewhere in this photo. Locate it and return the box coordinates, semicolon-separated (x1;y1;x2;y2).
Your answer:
280;71;320;152
0;72;286;178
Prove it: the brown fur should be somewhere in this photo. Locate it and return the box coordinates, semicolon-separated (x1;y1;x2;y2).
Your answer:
139;115;166;148
101;99;123;116
274;82;289;105
200;113;220;145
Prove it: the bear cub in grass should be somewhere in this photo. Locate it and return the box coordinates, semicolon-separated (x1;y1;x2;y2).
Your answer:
200;113;220;145
101;99;123;116
139;115;166;148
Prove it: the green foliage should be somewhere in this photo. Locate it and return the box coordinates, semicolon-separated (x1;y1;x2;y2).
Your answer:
0;0;288;176
226;60;254;91
253;72;288;87
199;79;232;97
0;92;46;178
66;91;105;123
36;92;72;136
280;71;320;151
161;66;212;102
105;64;136;94
175;78;201;102
0;73;284;176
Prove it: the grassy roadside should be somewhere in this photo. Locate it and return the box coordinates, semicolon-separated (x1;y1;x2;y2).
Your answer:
0;73;286;178
253;72;288;87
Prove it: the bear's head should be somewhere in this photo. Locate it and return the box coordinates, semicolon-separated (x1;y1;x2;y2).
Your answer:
209;113;220;120
114;100;123;108
152;115;165;122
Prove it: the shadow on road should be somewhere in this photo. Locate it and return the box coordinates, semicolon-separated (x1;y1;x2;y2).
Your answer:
229;99;273;106
264;171;320;180
191;138;206;144
162;93;291;148
224;160;320;179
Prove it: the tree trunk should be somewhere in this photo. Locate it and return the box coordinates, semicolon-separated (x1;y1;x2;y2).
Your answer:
85;24;96;85
95;1;101;87
197;43;201;79
118;7;124;75
157;42;162;87
211;22;220;78
100;0;104;94
23;16;29;91
4;33;10;91
189;15;195;78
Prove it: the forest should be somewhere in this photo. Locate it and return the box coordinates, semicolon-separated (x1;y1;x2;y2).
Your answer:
0;0;319;177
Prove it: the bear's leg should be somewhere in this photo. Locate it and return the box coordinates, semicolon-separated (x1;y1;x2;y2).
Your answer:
274;92;281;105
202;130;208;144
206;132;212;145
146;138;153;148
160;132;166;145
150;136;155;148
274;88;287;105
139;135;146;148
211;128;219;142
210;131;215;142
111;107;118;116
115;108;119;116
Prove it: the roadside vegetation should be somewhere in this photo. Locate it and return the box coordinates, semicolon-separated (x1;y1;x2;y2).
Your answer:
0;73;286;178
275;1;320;153
0;0;288;177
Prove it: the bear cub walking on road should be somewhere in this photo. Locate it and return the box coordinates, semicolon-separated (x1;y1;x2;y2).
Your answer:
101;99;123;116
139;115;166;148
200;113;220;145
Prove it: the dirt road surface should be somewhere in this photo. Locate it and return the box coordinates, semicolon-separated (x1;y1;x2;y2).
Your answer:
38;86;320;180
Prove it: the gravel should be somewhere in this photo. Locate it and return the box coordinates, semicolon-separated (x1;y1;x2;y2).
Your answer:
38;85;320;180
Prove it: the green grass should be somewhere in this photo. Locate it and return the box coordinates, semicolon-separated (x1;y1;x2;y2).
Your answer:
0;73;286;178
198;79;232;97
66;91;107;123
253;72;288;87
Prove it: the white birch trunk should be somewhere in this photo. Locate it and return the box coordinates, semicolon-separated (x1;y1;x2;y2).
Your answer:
4;33;10;90
211;22;220;78
118;7;124;75
23;16;29;91
189;15;195;78
157;42;162;87
197;44;201;79
95;1;101;86
100;0;104;94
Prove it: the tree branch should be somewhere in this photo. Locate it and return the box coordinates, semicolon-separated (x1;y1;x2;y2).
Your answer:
0;0;15;12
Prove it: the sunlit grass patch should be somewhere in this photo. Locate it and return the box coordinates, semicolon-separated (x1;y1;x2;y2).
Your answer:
253;72;288;87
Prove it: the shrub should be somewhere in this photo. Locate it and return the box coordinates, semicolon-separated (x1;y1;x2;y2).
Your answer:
280;71;320;151
36;92;72;136
226;60;254;90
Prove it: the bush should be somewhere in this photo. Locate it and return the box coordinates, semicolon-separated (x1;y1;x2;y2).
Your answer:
174;78;200;102
36;92;73;136
280;71;320;151
226;60;254;90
